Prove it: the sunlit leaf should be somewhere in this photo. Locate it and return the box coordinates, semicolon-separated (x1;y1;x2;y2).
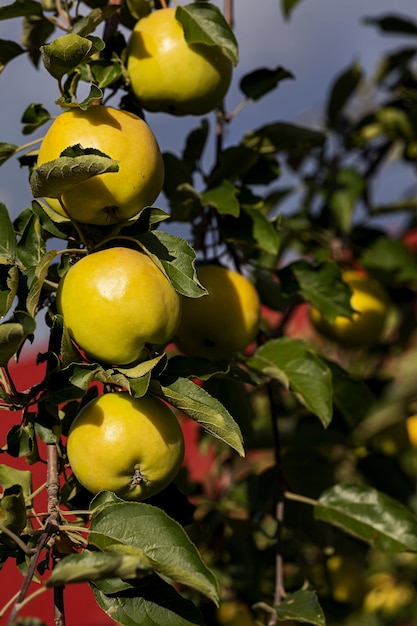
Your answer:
176;3;238;65
315;483;417;552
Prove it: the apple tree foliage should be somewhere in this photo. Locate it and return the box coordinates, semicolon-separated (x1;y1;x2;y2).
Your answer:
2;1;417;625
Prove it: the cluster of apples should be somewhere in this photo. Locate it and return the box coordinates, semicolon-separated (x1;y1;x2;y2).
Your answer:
33;6;258;502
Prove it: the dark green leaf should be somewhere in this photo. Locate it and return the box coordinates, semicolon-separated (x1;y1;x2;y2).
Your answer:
183;119;209;171
0;0;43;20
176;3;238;65
361;236;417;282
315;483;417;552
326;62;362;128
243;122;326;155
326;360;376;427
0;39;24;70
363;14;417;36
0;485;27;536
240;66;294;101
139;231;206;298
279;260;354;322
281;0;303;20
0;265;19;319
157;377;244;456
256;589;325;625
92;575;204;626
0;203;17;262
248;338;333;427
327;167;365;233
221;207;280;255
17;213;45;270
0;142;18;166
0;311;36;366
21;103;51;135
70;6;120;37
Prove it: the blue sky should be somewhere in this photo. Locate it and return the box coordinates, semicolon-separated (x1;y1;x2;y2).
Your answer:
1;0;417;222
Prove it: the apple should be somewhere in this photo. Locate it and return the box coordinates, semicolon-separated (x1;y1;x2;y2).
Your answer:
66;391;185;501
56;246;181;365
309;270;391;347
127;8;233;116
175;264;260;361
36;105;164;225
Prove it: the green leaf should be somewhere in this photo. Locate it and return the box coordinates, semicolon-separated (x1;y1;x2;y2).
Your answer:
281;0;303;19
0;0;43;20
40;33;101;80
361;236;417;283
326;360;377;427
0;485;27;537
0;265;19;319
183;119;209;172
0;312;36;366
244;121;326;154
157;377;244;456
46;550;153;587
92;575;204;626
256;589;325;625
176;3;238;66
26;249;57;317
279;260;354;322
0;202;17;262
240;66;294;101
139;231;206;298
70;6;120;37
21;103;51;135
0;142;18;166
30;152;119;199
0;465;32;502
220;208;280;255
326;62;362;128
88;497;219;604
17;213;45;270
247;338;333;427
315;483;417;552
202;181;240;217
0;39;24;71
326;167;365;233
363;13;417;36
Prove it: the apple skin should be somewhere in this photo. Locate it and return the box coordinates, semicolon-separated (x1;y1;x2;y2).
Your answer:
175;264;261;361
309;270;391;348
66;392;185;501
36;105;164;225
127;8;233;116
56;247;181;366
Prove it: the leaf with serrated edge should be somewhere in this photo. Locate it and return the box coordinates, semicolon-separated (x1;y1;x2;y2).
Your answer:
158;377;244;456
315;483;417;552
30;154;119;199
248;338;333;427
92;574;205;626
46;551;153;587
139;231;206;298
88;498;219;604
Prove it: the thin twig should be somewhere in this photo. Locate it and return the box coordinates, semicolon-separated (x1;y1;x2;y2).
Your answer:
267;379;286;625
5;522;57;625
